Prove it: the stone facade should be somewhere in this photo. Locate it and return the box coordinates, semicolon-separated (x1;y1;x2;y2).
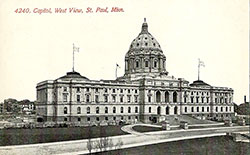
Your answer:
36;19;234;124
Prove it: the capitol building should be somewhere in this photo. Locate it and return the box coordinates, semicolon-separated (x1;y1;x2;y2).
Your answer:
36;19;234;124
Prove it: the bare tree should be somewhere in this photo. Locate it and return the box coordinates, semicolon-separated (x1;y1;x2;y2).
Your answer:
87;126;93;154
114;138;123;155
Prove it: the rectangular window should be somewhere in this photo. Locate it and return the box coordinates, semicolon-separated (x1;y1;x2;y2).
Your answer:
120;96;123;103
104;88;108;93
95;88;99;92
86;88;89;92
95;95;99;103
128;89;131;93
120;89;123;93
104;95;108;102
135;90;138;93
112;95;116;102
86;95;90;102
148;96;151;102
135;96;138;103
63;93;67;102
202;107;204;112
196;97;199;103
63;87;67;92
191;97;194;103
112;89;116;93
77;95;80;102
127;96;131;103
207;107;209;112
76;87;80;92
149;107;151;113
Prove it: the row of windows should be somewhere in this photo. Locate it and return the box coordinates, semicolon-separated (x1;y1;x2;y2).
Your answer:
190;96;210;103
63;94;139;103
155;91;178;103
215;98;231;104
64;115;139;122
63;106;139;114
63;87;138;94
135;59;160;68
190;91;209;96
215;106;232;112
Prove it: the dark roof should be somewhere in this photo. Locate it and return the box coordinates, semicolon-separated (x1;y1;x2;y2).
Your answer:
189;80;211;87
57;71;89;81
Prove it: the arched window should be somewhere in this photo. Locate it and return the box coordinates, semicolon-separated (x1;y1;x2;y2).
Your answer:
174;106;178;114
165;91;169;103
221;107;223;112
128;107;131;113
157;106;161;115
156;91;161;103
135;60;140;68
113;107;116;113
154;60;157;68
64;107;68;114
166;106;169;115
226;107;228;112
87;107;90;114
173;92;178;103
77;107;81;114
105;107;108;113
191;107;194;112
96;107;99;114
207;107;209;112
120;107;124;113
135;107;138;113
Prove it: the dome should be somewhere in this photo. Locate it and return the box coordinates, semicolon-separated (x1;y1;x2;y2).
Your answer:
126;18;164;57
190;80;211;87
57;71;89;81
123;18;167;79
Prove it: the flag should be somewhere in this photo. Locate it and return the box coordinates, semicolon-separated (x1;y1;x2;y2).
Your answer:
73;44;80;52
116;63;120;68
199;59;205;67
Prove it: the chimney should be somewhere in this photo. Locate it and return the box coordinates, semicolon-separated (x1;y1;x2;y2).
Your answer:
244;95;246;103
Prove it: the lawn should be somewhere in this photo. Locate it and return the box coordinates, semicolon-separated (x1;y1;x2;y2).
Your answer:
0;125;127;146
96;136;250;155
132;126;163;133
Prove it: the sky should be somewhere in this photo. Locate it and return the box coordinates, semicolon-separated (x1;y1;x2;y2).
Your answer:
0;0;248;104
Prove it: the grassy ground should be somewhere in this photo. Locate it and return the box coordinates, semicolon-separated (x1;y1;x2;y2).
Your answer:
96;136;250;155
132;126;163;133
0;125;127;146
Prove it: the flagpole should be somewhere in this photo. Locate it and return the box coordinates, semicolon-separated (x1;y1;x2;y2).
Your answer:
198;59;200;80
73;43;75;72
115;66;117;79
